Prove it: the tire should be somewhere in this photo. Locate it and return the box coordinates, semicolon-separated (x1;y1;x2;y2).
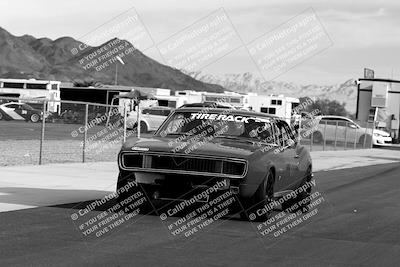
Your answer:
240;170;275;222
0;112;3;120
281;166;313;212
30;113;40;123
116;171;153;214
312;131;323;144
139;121;148;133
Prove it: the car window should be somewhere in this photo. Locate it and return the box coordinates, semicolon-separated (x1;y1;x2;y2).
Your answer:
145;109;164;116
162;109;172;116
158;111;275;141
276;120;295;146
7;104;19;109
21;104;34;110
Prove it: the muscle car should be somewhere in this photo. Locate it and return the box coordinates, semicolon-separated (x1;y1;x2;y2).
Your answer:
117;107;313;221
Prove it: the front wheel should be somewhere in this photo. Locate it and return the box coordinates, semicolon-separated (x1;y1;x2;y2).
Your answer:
116;172;154;214
281;166;313;212
30;113;40;123
240;170;274;222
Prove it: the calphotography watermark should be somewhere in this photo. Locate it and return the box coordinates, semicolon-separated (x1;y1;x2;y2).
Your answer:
157;8;242;72
256;191;324;238
157;179;238;246
246;8;332;81
70;7;153;72
70;180;150;241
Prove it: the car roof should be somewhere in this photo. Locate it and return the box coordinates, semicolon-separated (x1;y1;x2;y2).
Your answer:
179;102;234;109
175;107;281;119
144;106;173;110
318;115;350;119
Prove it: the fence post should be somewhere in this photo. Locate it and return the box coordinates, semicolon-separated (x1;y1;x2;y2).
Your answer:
353;126;357;149
39;101;46;165
297;119;301;144
323;120;327;151
344;122;348;150
370;123;374;149
363;123;368;148
82;104;88;163
310;130;313;151
123;105;127;143
334;121;338;150
137;101;141;139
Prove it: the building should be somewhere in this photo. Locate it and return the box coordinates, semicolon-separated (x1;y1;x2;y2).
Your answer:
0;78;61;112
173;90;244;108
356;78;400;132
243;94;300;123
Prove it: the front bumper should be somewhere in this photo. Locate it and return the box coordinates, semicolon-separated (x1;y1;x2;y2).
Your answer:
373;136;392;145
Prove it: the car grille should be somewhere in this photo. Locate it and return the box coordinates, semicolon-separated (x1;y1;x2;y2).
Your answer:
120;152;247;178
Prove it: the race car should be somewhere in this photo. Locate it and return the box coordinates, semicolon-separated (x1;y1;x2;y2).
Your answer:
0;102;43;123
117;107;313;221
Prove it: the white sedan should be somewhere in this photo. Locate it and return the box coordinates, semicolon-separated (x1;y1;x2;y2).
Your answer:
126;106;173;132
313;115;392;146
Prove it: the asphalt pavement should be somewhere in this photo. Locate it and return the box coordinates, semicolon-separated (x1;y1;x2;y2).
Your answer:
1;163;400;266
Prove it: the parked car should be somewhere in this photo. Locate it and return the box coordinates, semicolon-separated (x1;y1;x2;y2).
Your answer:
0;102;43;122
313;115;392;146
126;106;173;132
117;107;313;221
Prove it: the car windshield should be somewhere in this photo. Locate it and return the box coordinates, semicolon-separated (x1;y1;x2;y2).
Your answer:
21;104;34;110
156;111;275;141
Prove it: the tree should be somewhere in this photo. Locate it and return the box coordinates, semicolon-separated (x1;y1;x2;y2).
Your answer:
298;97;348;117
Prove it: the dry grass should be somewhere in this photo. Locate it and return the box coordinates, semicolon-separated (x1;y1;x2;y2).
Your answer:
0;140;121;166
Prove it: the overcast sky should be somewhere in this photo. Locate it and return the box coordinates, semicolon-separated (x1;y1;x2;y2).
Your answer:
1;0;399;85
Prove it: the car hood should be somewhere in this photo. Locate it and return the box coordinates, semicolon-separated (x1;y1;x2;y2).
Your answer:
373;129;391;137
121;136;269;159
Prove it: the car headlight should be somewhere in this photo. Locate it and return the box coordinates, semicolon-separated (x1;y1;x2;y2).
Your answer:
373;133;381;137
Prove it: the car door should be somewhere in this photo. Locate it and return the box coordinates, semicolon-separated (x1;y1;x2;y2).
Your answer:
345;120;358;144
273;120;299;192
15;104;29;118
148;109;167;131
319;118;334;141
336;118;348;142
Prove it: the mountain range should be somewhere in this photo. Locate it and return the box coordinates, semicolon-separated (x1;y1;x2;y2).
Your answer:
0;26;357;112
0;27;224;92
189;72;358;113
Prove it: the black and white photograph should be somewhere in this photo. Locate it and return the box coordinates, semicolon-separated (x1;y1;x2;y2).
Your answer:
1;0;400;266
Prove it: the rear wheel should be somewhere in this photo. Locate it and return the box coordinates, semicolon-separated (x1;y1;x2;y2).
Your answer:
359;134;372;147
140;121;148;133
30;113;40;123
240;170;274;222
313;131;323;144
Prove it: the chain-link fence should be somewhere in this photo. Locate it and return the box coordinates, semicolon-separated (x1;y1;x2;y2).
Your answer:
0;97;376;166
0;97;142;166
